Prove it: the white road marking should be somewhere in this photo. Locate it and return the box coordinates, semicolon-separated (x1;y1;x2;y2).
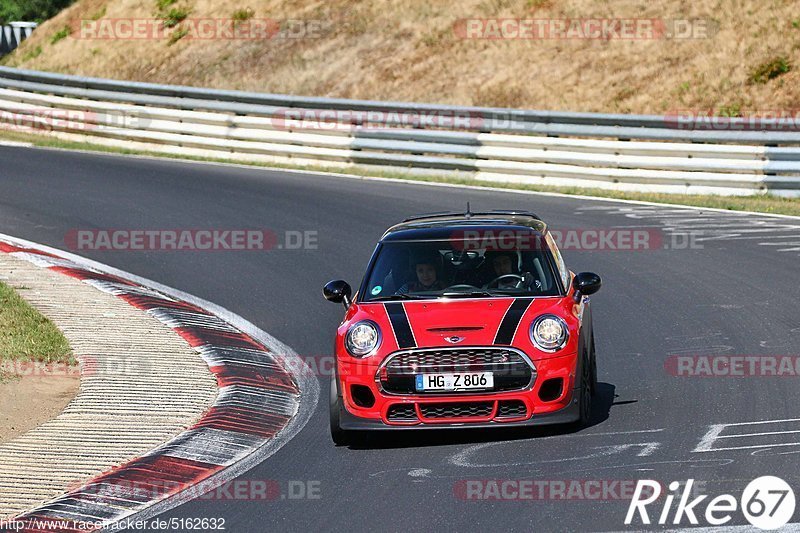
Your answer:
450;440;662;468
704;417;800;427
579;429;665;437
446;428;666;468
704;442;800;452
752;447;800;456
694;419;800;453
718;429;800;439
575;204;800;256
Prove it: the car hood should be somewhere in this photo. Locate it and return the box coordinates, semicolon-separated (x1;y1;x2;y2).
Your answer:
344;295;577;359
399;298;518;346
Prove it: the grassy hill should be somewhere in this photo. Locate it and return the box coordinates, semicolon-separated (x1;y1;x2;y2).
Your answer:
2;0;799;114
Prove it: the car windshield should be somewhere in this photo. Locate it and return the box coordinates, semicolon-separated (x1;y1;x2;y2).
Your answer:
360;237;562;302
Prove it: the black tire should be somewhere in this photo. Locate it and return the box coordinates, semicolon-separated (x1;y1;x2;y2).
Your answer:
589;329;598;396
329;375;350;446
576;349;594;428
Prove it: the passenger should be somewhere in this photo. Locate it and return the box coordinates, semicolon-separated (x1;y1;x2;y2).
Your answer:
397;251;445;294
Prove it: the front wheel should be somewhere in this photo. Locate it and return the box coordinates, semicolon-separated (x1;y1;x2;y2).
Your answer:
589;329;598;395
576;349;595;428
329;375;350;446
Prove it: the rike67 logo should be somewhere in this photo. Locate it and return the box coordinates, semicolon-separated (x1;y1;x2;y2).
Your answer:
625;477;796;530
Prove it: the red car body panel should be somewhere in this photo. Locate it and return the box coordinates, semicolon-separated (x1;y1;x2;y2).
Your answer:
327;211;600;434
335;286;586;427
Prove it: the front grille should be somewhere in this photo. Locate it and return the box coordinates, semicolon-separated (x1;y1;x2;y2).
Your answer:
387;403;418;422
386;348;520;367
379;347;534;395
497;400;528;419
419;401;493;419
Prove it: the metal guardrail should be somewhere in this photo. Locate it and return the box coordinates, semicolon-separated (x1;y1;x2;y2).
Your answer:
0;66;798;196
0;23;36;56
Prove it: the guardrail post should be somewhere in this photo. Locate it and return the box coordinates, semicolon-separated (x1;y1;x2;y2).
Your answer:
1;22;37;57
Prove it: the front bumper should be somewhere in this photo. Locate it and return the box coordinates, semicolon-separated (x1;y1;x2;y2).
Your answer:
337;349;579;430
338;389;580;430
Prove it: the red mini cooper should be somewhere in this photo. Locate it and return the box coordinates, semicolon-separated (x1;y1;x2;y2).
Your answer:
323;210;601;445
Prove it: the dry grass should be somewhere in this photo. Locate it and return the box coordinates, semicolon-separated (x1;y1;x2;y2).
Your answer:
3;0;800;113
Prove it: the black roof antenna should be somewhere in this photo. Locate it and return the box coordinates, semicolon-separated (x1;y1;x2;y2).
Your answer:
465;202;472;219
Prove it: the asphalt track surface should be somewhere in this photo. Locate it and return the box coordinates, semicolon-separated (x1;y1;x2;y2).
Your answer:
1;145;799;532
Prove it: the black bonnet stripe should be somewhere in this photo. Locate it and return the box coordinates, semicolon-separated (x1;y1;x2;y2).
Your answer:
494;298;533;345
384;302;416;349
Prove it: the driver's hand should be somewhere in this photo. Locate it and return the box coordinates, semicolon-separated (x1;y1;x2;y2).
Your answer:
522;272;536;289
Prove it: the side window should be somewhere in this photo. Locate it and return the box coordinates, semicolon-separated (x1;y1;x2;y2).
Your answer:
545;233;570;291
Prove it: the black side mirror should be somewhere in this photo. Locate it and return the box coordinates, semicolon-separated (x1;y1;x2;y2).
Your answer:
323;280;352;308
573;272;601;301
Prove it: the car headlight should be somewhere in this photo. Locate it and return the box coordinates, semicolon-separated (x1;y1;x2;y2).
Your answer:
345;320;381;357
530;315;568;352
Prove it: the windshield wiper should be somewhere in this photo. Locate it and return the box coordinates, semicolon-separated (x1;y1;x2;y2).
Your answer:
370;294;428;301
490;288;532;295
441;290;494;298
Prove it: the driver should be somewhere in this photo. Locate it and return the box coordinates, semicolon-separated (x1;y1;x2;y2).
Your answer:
397;251;445;294
484;251;535;290
491;252;515;277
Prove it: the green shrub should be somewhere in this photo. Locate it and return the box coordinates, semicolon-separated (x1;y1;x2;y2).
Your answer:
749;56;791;84
168;26;188;44
50;24;70;44
21;45;42;61
163;7;189;28
526;0;551;9
718;103;743;117
155;0;177;11
0;0;76;25
90;6;105;20
232;7;254;22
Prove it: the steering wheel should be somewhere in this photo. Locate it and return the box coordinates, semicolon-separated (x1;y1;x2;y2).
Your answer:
444;284;480;291
485;274;525;289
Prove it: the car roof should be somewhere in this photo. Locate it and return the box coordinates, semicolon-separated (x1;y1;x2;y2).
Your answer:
381;211;548;242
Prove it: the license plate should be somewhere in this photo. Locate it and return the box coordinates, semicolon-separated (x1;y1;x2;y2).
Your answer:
415;372;494;392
